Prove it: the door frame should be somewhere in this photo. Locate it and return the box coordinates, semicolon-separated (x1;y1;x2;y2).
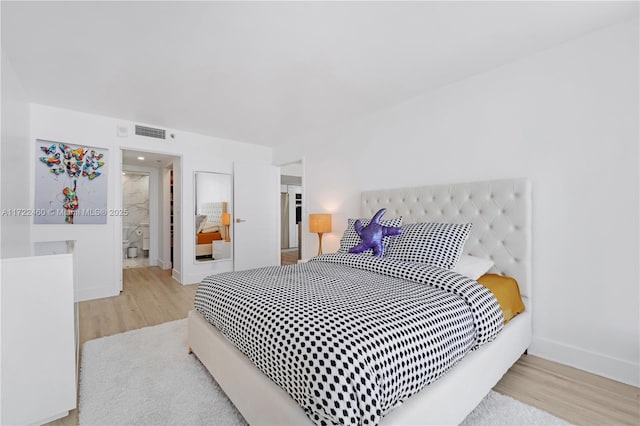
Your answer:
117;149;182;290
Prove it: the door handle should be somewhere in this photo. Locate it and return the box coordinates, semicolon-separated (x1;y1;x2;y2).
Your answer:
235;218;247;223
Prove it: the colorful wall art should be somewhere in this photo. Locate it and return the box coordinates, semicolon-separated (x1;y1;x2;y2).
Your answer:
34;139;108;224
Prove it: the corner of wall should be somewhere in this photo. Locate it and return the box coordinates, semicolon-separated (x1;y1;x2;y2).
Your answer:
1;52;32;256
75;285;120;303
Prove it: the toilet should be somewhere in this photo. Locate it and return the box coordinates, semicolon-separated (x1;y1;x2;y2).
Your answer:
122;240;130;259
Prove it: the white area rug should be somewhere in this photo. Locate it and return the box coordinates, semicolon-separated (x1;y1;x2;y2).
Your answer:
79;320;570;425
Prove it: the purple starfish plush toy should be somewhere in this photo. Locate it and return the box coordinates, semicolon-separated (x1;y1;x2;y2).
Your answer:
349;208;402;257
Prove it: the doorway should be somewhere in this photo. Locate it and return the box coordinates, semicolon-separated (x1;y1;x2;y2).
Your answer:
122;170;150;268
279;160;303;265
120;150;180;285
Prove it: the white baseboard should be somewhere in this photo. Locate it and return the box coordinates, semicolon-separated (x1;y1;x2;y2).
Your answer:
183;259;235;286
158;259;172;270
530;336;639;387
172;268;182;284
183;272;210;286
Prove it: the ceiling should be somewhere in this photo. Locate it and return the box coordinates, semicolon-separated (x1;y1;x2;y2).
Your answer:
122;149;178;169
3;1;637;148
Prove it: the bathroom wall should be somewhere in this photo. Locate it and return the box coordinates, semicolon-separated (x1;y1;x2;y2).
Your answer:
122;172;149;253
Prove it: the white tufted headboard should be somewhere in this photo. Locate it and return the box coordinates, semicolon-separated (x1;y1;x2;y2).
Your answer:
199;201;227;225
361;179;532;297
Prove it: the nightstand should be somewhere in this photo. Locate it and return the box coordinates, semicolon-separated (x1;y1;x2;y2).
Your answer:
212;240;232;260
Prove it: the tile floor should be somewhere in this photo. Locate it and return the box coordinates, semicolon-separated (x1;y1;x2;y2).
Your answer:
123;256;150;269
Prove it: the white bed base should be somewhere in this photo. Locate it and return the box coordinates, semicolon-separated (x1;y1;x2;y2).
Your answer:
188;178;532;425
188;303;530;425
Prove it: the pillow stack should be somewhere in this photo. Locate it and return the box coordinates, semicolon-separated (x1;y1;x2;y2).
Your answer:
338;217;475;271
196;215;208;233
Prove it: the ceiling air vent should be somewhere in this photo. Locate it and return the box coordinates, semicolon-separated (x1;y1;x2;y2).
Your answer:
135;125;166;140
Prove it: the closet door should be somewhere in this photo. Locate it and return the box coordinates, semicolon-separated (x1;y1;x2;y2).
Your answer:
233;162;280;271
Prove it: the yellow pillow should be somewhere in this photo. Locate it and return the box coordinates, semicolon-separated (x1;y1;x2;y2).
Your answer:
476;274;526;323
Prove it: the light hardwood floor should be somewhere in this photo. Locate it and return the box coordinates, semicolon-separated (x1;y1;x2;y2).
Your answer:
50;266;639;426
281;248;300;265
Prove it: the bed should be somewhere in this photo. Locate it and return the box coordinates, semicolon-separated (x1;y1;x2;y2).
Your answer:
195;201;227;259
188;178;532;425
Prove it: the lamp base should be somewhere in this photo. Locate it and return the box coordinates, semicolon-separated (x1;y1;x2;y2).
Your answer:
316;233;324;256
225;225;231;242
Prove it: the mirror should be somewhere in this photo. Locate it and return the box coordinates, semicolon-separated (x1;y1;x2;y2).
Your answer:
194;172;232;263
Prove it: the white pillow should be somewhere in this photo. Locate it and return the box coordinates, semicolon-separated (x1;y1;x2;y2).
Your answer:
452;254;494;280
200;223;219;234
196;215;208;234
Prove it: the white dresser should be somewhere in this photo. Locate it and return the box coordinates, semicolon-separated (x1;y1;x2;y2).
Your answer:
1;240;77;425
212;240;232;260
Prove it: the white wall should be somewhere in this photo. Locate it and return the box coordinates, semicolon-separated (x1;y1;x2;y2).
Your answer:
29;104;272;300
196;172;232;215
0;48;34;426
1;53;31;256
274;19;639;386
280;162;303;177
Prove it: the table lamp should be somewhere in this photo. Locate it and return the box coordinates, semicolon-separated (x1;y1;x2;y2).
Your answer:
309;213;332;256
221;213;231;242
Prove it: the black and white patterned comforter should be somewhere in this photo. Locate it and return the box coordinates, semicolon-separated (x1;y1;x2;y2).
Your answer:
194;253;503;425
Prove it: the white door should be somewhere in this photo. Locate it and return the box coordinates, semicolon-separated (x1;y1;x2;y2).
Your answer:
234;162;280;271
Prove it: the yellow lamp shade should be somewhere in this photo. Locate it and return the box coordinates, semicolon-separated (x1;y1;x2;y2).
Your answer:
309;214;332;234
221;213;231;242
309;213;332;256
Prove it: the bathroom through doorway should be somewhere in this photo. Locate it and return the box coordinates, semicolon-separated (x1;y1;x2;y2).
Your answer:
122;170;151;268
